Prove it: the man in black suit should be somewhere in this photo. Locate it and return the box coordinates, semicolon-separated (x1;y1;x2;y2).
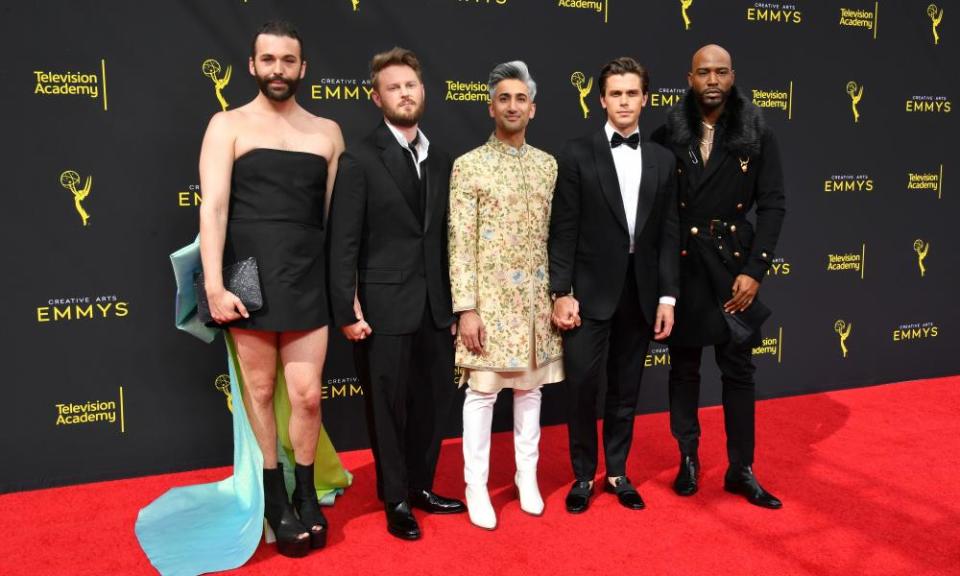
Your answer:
651;44;785;509
328;47;465;540
549;57;679;513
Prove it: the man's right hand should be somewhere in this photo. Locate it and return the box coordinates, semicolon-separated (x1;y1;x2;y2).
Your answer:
207;288;249;324
551;295;581;331
341;295;373;341
458;310;486;355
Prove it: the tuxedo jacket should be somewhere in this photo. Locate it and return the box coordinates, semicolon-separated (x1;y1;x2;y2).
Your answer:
328;121;455;335
549;130;679;324
651;87;786;346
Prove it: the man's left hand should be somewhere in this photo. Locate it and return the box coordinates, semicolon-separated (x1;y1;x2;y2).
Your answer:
724;274;760;313
653;303;674;341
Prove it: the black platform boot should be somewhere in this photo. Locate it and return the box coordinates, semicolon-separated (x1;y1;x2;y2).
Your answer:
263;464;311;557
292;462;328;549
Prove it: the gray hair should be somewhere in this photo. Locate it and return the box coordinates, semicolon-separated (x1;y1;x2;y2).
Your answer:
488;60;537;101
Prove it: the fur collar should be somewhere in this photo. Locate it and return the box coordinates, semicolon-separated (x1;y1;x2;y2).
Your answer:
664;85;765;156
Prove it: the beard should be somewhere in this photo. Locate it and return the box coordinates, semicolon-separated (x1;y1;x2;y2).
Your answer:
383;97;424;128
695;87;729;111
256;73;300;102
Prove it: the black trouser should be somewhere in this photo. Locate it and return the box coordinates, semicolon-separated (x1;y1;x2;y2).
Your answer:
354;300;455;503
667;339;757;466
564;265;651;481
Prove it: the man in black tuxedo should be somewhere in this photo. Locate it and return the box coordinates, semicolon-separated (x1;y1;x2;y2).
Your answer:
651;44;785;509
328;47;465;540
549;57;679;513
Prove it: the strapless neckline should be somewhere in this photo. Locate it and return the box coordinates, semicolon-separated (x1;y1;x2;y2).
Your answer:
235;148;329;163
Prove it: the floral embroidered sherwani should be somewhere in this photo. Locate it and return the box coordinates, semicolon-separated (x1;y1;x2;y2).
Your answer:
449;134;563;392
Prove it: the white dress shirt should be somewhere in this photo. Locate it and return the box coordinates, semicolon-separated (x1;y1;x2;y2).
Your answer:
385;120;429;178
604;123;676;307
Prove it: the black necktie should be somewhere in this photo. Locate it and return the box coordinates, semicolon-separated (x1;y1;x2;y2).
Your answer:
610;132;640;149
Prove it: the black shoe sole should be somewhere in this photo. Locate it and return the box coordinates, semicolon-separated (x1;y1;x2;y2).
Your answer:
723;483;783;509
387;526;422;540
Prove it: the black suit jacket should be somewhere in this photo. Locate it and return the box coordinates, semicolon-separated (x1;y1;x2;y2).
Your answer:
328;121;455;335
549;130;679;324
651;87;786;346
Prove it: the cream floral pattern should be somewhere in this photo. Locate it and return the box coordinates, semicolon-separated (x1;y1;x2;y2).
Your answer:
449;134;562;370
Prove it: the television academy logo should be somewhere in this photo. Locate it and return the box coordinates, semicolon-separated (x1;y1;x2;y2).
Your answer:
913;239;930;277
570;71;594;119
906;165;944;199
752;326;783;363
55;388;125;433
838;4;879;39
556;0;609;23
846;81;864;122
60;170;93;226
834;319;852;358
928;4;943;45
33;60;109;111
826;244;866;279
202;58;232;111
752;83;794;119
352;0;360;11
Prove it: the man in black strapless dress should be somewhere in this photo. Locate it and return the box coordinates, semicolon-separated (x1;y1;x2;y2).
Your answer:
329;47;467;540
198;20;346;557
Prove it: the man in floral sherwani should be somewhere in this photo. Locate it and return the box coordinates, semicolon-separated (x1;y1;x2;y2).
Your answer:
448;61;563;530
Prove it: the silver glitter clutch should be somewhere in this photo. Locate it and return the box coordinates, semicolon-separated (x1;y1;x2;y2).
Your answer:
194;257;263;324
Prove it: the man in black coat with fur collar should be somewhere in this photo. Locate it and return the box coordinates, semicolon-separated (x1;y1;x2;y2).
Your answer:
651;44;785;509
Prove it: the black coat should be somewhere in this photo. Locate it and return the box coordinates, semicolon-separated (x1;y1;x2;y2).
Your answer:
652;86;786;347
549;130;679;324
328;121;455;335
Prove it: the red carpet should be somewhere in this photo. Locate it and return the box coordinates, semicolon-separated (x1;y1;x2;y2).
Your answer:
3;377;959;576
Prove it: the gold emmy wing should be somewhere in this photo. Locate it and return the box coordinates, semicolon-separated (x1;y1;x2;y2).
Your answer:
449;135;563;392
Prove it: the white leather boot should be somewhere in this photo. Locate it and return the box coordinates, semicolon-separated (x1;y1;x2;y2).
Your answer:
463;387;497;529
513;387;544;516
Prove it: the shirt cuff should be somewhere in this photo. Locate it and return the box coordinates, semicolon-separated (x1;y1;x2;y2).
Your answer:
658;296;677;306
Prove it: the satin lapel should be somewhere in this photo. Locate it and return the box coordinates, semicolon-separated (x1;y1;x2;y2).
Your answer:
634;142;658;239
374;124;420;219
592;131;629;234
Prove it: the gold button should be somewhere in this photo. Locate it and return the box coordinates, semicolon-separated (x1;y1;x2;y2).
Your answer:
736;203;744;210
690;226;699;235
729;225;737;232
761;252;768;258
734;251;741;257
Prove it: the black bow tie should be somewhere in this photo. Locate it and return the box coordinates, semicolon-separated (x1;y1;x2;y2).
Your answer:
611;132;640;149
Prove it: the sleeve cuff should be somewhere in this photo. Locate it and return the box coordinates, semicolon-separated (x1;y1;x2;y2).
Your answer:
659;296;676;306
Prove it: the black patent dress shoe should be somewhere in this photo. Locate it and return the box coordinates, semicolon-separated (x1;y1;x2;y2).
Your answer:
565;480;593;514
408;489;466;514
673;454;700;497
603;476;645;510
385;501;421;540
723;465;783;509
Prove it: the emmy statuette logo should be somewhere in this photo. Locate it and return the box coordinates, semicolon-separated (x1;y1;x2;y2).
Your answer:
680;0;693;30
834;320;852;359
202;59;232;111
352;0;359;11
571;71;594;119
60;170;92;226
914;239;930;277
928;4;943;45
215;374;233;412
846;81;863;123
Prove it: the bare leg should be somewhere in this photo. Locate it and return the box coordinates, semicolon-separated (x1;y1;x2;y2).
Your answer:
280;327;328;465
231;328;280;467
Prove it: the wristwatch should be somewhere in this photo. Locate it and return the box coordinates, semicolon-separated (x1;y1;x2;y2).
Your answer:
550;291;570;302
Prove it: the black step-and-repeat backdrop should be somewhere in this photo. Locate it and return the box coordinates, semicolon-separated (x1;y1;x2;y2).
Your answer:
1;1;956;492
